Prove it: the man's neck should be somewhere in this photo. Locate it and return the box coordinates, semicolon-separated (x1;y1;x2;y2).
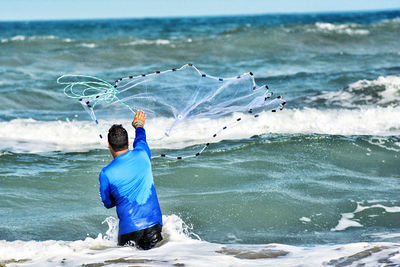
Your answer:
112;148;129;159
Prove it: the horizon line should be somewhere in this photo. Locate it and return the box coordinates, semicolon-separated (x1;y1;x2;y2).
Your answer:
0;7;399;23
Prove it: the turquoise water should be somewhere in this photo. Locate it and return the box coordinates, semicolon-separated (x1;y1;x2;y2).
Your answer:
1;134;399;244
0;10;400;266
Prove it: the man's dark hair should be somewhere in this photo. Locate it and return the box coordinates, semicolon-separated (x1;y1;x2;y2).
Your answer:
108;124;128;152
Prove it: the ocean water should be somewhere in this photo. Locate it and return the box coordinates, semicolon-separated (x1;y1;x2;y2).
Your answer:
1;10;400;266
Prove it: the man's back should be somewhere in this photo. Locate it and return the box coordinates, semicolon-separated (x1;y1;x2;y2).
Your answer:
99;127;163;236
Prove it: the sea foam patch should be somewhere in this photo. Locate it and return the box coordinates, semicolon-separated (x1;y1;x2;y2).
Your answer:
1;235;399;266
1;212;400;266
332;202;400;232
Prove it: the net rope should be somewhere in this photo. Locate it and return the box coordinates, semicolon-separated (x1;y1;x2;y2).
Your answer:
58;64;286;159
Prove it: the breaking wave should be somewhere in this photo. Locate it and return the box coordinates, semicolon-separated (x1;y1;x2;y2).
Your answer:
0;106;399;153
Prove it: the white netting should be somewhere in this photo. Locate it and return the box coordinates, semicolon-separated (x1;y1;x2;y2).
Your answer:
59;64;286;159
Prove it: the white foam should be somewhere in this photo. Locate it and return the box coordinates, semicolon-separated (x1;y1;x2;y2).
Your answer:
312;75;400;108
1;106;399;153
0;118;100;153
0;214;202;267
355;203;400;214
0;35;72;43
299;217;311;223
79;43;97;48
369;232;400;241
1;219;399;267
331;212;363;231
1;35;25;43
257;106;400;136
28;35;57;41
97;214;199;244
332;202;400;232
313;22;369;35
2;213;400;266
10;35;26;41
122;39;171;46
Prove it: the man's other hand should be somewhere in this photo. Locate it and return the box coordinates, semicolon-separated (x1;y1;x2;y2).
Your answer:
132;110;147;128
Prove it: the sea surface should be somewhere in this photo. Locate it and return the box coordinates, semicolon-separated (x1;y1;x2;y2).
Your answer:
1;10;400;266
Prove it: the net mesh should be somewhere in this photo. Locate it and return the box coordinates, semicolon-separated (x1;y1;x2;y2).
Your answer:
58;64;286;159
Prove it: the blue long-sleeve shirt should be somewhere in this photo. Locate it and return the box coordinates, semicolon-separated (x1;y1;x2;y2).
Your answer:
99;127;162;235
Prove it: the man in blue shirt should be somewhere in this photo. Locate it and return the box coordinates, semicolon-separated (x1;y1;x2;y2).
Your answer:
99;110;163;250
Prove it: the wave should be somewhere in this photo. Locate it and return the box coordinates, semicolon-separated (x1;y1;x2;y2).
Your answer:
375;16;400;26
0;214;399;266
121;38;172;46
310;75;400;108
3;13;398;46
311;22;370;35
78;43;97;48
1;11;398;49
0;34;184;50
0;118;100;153
1;106;399;153
219;15;400;39
0;35;180;47
0;35;74;43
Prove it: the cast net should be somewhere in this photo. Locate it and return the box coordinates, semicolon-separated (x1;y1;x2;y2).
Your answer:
58;64;286;159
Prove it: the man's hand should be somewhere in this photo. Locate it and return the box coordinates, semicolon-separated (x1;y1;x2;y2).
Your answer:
132;110;147;128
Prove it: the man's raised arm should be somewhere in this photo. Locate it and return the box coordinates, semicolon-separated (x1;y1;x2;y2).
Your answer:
132;110;151;158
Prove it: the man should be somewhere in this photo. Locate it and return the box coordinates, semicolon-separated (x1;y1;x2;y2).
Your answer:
99;110;163;250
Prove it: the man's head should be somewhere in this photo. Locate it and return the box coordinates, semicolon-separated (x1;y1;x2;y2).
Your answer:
108;124;128;152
